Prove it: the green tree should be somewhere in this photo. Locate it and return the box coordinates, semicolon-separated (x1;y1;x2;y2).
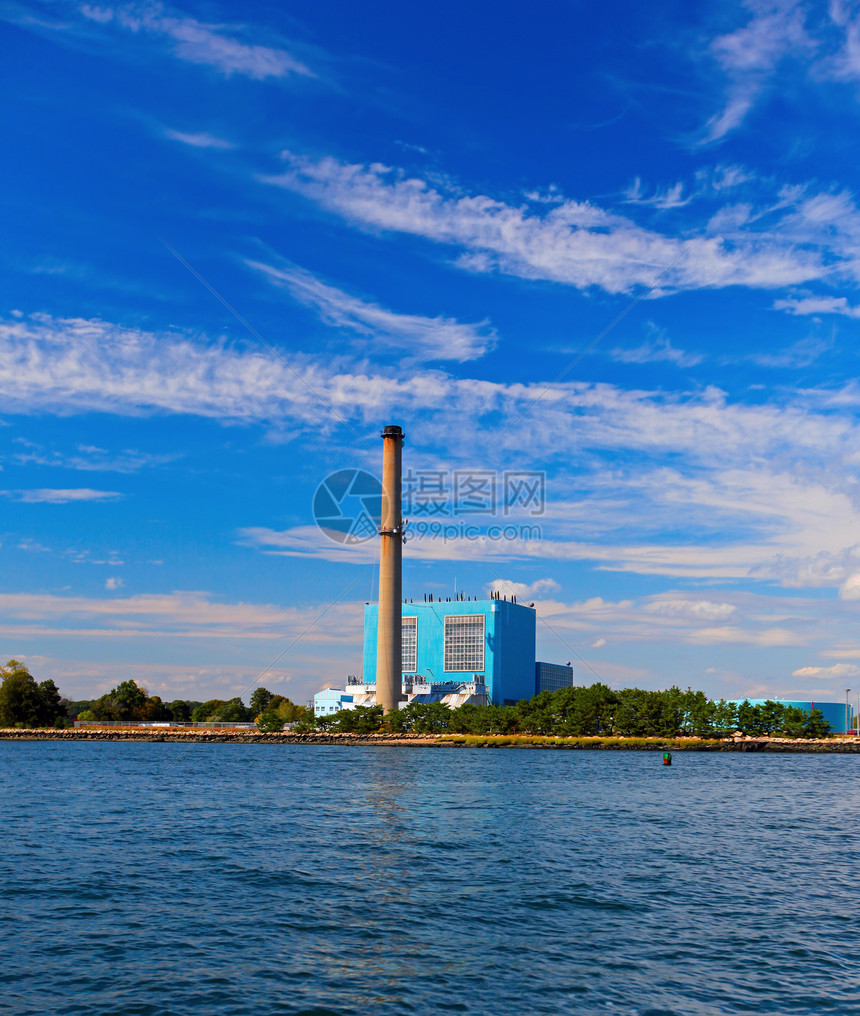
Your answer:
401;701;450;733
782;707;830;739
782;705;809;738
92;679;149;721
166;700;198;722
330;705;383;733
802;708;831;738
256;710;285;732
37;679;64;726
192;699;227;722
250;687;274;716
64;700;94;720
0;660;42;727
192;697;251;723
711;699;739;736
736;700;785;736
267;695;311;724
219;697;251;722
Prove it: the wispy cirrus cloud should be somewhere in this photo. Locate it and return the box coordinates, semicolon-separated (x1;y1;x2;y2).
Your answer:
261;151;846;296
700;3;812;144
12;440;177;473
1;488;123;503
246;259;495;362
5;311;860;468
623;178;692;210
78;2;314;80
696;2;860;144
610;336;703;368
742;336;831;368
163;128;234;149
0;589;361;641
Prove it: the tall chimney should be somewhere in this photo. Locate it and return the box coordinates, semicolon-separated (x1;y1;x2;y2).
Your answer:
376;424;404;713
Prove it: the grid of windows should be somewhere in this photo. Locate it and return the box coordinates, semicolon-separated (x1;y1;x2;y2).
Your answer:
444;614;485;672
402;616;417;672
536;663;573;693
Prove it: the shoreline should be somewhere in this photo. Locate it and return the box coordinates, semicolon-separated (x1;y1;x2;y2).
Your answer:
3;728;860;751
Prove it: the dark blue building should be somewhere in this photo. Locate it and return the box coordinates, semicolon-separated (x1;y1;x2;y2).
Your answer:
535;661;574;694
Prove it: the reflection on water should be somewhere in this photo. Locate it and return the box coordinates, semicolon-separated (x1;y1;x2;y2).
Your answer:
2;744;860;1015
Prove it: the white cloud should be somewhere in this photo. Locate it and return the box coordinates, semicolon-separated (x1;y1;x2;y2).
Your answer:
9;310;860;585
1;488;123;503
17;539;50;552
744;336;831;368
79;3;314;80
105;576;123;590
164;128;234;149
684;625;806;647
623;178;691;209
792;662;860;679
487;577;560;600
246;260;495;362
261;151;836;295
645;599;737;622
839;573;860;600
701;4;813;143
590;638;606;648
610;337;703;368
13;442;176;473
774;295;860;318
10;310;855;466
822;1;860;82
0;589;361;641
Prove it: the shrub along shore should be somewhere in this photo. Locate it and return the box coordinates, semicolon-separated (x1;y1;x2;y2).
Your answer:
2;728;860;751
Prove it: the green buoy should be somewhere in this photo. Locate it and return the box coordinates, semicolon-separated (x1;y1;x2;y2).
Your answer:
662;751;672;766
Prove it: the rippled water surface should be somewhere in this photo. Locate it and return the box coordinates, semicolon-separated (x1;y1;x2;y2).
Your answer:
3;744;860;1015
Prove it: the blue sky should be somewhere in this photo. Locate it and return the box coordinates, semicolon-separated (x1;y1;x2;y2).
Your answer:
4;0;860;706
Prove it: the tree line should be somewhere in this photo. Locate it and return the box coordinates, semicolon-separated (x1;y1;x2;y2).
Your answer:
310;684;832;738
0;661;310;728
0;661;832;738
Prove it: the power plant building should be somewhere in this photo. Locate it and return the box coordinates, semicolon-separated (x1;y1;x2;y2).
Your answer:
363;596;537;706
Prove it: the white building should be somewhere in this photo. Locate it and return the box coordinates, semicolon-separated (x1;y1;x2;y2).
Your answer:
313;688;355;717
313;676;489;717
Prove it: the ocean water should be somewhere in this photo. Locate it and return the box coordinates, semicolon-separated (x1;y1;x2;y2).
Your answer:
2;744;859;1016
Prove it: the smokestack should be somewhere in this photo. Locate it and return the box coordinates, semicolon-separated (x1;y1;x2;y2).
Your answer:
376;424;404;713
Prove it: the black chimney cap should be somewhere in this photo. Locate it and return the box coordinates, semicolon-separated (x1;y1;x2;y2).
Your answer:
381;424;404;439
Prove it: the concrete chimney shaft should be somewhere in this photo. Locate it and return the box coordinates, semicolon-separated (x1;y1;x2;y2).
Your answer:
376;424;404;713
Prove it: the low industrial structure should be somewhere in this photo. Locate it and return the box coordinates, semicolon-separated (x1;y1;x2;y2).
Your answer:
726;699;855;734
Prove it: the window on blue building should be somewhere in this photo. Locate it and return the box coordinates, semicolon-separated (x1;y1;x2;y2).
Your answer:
444;614;485;672
402;616;417;672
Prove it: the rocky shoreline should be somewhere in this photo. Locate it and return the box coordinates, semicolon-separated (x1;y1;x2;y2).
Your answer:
3;728;860;751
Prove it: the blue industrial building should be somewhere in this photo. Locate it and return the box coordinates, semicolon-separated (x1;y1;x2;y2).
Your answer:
362;596;536;705
535;661;574;694
727;699;854;734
